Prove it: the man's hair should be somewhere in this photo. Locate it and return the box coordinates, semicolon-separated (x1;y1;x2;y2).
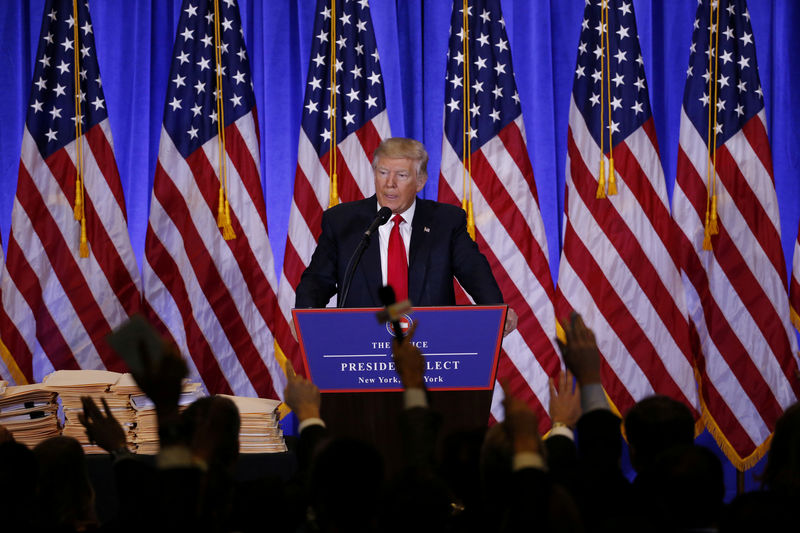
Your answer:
762;401;800;492
371;137;429;181
624;395;694;473
182;396;241;469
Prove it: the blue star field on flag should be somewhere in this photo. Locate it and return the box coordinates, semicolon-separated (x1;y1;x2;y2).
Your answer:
26;0;107;158
301;0;386;157
443;0;521;158
163;0;256;159
683;0;764;147
571;0;653;151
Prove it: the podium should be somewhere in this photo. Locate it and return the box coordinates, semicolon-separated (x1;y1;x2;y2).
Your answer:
292;306;506;471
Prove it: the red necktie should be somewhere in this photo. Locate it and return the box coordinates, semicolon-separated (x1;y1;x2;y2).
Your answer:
387;214;408;301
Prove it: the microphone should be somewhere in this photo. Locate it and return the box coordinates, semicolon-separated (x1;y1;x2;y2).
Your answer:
364;206;392;238
378;285;406;340
339;206;393;308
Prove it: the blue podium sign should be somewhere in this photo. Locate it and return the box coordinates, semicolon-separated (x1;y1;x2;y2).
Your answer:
292;306;507;392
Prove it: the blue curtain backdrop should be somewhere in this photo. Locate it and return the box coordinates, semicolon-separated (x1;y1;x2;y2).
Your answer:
2;0;797;275
0;0;798;491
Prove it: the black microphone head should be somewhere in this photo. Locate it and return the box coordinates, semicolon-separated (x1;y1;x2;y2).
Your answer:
377;206;392;225
378;285;397;306
364;206;394;238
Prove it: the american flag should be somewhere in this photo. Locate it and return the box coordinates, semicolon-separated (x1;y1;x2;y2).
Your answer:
438;0;561;430
555;0;700;419
143;0;288;398
0;0;141;385
791;221;800;333
277;0;390;374
673;0;800;469
0;237;27;385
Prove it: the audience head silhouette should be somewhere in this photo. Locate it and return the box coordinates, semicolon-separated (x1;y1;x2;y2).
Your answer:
624;395;694;473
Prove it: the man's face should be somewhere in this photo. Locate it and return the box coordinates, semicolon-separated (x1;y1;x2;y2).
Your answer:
374;157;426;214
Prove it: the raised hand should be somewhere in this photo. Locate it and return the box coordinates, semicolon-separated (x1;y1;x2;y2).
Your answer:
78;396;126;453
283;361;321;421
501;381;541;454
391;320;425;389
548;369;581;428
131;341;188;415
556;312;602;386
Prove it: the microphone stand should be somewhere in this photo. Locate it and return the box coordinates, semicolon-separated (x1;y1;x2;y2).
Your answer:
339;234;371;308
339;207;392;308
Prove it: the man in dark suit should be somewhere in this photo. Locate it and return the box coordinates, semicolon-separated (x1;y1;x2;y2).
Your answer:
295;137;517;334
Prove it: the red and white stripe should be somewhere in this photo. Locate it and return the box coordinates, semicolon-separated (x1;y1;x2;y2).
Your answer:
673;108;800;466
439;117;562;433
0;237;27;386
790;221;800;333
557;96;701;418
1;120;141;384
276;112;390;375
144;111;289;399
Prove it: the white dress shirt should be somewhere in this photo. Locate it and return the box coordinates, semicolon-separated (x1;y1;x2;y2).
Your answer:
377;200;415;286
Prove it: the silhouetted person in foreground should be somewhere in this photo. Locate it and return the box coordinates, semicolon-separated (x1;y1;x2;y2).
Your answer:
33;436;98;532
384;321;456;533
647;444;724;532
624;395;695;476
544;312;630;533
283;358;386;533
0;430;38;531
721;402;800;533
476;379;583;533
624;394;701;531
80;337;246;532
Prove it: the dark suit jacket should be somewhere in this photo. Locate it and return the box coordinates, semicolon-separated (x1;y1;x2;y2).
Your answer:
544;410;634;533
295;195;503;308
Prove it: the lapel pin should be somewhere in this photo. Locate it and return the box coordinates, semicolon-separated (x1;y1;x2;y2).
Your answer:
424;227;430;232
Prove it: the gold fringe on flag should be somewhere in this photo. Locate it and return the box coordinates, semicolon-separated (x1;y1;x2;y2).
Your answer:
708;0;721;236
607;159;617;195
703;1;720;251
790;306;800;334
692;366;770;471
603;1;616;197
0;337;28;385
597;159;606;199
72;0;89;257
274;339;293;419
213;0;236;240
596;1;616;199
461;0;475;239
79;218;89;257
328;0;339;208
596;1;607;199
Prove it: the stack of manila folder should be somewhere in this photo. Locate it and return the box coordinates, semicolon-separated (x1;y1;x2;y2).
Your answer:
108;373;142;450
217;395;287;453
127;379;203;455
3;372;288;456
0;381;60;447
43;370;129;454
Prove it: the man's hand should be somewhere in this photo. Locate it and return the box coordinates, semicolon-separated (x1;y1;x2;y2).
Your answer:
501;381;541;454
130;341;188;416
548;370;581;428
283;361;321;422
503;308;518;337
556;312;602;386
391;321;425;389
78;396;127;453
